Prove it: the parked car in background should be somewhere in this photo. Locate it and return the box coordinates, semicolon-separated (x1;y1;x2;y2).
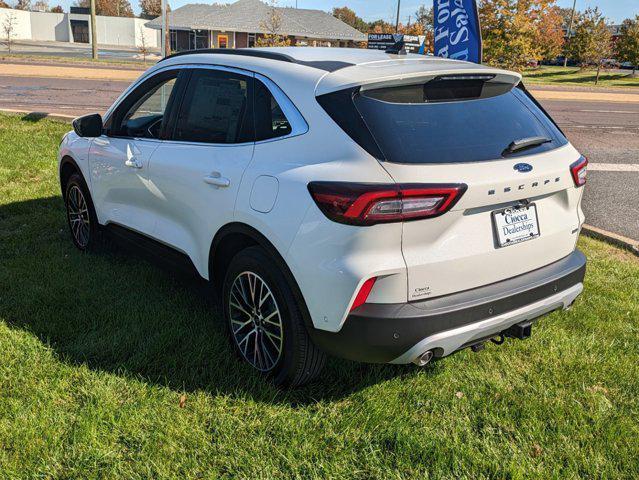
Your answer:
58;48;587;387
620;62;637;70
601;59;620;69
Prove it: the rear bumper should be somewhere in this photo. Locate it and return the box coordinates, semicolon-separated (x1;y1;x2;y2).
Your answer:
309;250;586;364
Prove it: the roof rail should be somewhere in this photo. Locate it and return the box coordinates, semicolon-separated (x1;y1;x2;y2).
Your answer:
158;48;296;64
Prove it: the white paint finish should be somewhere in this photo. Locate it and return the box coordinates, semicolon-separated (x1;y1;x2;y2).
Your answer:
384;144;584;301
589;163;639;172
89;136;162;236
147;140;255;278
60;51;586;345
249;175;279;213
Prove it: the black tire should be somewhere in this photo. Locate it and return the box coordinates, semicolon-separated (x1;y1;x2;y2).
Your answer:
222;246;326;387
64;173;99;251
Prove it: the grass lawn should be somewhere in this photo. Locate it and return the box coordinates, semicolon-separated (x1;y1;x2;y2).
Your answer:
522;66;639;88
1;112;638;478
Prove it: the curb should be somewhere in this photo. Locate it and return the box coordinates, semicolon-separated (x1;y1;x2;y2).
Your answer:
582;224;639;257
0;108;74;123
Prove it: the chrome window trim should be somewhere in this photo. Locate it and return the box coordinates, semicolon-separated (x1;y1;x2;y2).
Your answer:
104;63;309;147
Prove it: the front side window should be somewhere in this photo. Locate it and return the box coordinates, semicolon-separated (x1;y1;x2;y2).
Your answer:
111;72;179;139
254;80;292;141
174;69;252;144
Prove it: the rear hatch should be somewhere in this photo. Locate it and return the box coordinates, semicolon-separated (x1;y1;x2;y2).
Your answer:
318;66;584;301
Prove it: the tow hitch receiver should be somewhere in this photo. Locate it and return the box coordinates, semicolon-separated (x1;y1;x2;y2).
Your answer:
504;321;533;340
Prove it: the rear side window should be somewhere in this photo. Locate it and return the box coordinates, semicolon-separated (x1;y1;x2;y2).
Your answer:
175;69;253;144
254;80;292;141
319;81;568;164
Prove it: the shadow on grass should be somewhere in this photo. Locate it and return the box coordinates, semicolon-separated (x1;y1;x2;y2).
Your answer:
0;196;418;405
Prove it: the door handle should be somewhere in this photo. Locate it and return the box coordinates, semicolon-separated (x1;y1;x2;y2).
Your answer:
203;173;231;188
125;158;143;169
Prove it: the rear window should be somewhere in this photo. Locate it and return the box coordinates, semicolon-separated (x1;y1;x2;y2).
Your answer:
319;81;567;164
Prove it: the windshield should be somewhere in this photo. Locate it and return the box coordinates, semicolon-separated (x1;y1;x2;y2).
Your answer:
350;86;567;164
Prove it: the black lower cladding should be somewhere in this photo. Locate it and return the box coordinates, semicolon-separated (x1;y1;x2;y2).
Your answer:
309;250;586;363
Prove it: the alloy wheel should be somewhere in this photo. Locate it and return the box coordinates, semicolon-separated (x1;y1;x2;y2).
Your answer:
67;184;91;248
228;271;284;372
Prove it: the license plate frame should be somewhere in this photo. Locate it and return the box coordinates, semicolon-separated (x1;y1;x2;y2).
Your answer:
492;203;540;248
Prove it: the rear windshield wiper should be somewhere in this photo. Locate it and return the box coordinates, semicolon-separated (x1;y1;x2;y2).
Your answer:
503;136;552;156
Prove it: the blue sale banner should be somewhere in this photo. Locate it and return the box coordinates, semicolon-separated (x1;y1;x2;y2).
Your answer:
433;0;482;64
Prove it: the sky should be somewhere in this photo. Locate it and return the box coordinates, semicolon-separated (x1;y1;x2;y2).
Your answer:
54;0;638;24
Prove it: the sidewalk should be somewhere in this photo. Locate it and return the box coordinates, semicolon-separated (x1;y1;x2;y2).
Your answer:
0;62;143;81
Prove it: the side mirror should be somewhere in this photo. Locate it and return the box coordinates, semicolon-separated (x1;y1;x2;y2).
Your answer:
72;113;103;138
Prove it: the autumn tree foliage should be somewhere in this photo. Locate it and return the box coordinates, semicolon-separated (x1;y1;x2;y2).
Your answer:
75;0;133;17
332;6;368;33
479;0;565;69
616;16;639;76
0;0;10;7
139;0;168;18
565;7;612;82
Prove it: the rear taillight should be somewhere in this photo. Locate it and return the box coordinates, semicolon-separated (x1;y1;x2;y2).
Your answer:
570;156;588;187
307;182;467;226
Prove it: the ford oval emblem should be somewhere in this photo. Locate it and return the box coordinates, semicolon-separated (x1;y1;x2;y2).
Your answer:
514;163;533;173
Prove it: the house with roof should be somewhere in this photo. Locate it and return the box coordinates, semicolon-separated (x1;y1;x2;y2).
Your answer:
146;0;367;52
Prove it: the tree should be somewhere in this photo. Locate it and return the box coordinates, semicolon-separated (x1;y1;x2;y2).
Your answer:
0;0;10;7
139;0;161;18
50;5;63;12
479;0;565;70
566;7;612;83
2;11;17;54
414;5;433;35
15;0;31;10
256;1;290;47
138;24;149;64
33;0;49;11
368;19;394;34
616;16;639;76
75;0;133;17
535;5;565;61
332;6;368;33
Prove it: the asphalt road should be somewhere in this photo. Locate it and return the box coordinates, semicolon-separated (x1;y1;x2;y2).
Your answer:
0;74;637;241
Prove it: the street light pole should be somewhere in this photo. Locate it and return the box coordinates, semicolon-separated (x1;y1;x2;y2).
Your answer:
395;0;401;33
564;0;577;68
90;0;97;60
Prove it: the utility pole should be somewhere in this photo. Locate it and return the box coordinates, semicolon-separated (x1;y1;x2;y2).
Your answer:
395;0;401;33
90;0;97;60
564;0;577;67
161;0;167;57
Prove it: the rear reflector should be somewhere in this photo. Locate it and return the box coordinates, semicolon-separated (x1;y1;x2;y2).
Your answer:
308;182;467;226
570;156;588;187
350;277;377;312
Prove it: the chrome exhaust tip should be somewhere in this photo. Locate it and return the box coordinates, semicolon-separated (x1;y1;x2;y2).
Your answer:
413;350;434;367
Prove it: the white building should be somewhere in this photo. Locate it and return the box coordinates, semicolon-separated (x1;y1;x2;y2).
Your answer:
0;6;159;48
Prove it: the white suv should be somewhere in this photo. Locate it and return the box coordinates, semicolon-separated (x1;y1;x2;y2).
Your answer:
58;48;587;386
